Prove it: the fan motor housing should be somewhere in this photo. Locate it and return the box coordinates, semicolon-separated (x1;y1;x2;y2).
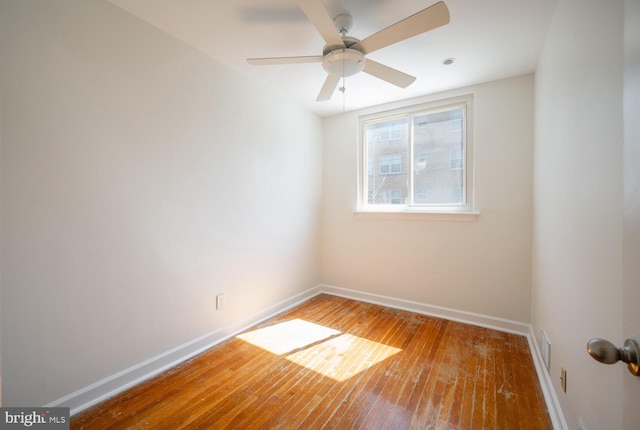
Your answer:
322;48;366;77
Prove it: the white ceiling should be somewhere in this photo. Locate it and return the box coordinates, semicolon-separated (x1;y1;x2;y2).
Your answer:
109;0;558;117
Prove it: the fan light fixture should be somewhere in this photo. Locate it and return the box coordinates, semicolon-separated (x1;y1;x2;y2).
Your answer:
322;49;366;77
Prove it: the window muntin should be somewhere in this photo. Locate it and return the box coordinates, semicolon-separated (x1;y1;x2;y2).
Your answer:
360;96;473;213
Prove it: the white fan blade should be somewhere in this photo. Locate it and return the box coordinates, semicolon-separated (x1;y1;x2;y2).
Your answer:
247;56;323;65
316;74;340;101
298;0;345;48
354;1;449;55
363;60;416;88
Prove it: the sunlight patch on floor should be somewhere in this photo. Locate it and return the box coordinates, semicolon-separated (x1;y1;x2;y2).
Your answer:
286;333;402;382
237;319;341;355
237;319;401;381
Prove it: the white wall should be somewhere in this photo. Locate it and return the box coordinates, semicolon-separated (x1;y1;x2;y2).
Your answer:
0;65;3;407
623;0;640;428
532;0;624;429
321;75;535;323
0;0;322;407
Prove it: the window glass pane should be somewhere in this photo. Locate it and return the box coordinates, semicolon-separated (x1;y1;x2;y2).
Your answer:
449;146;463;170
391;189;403;204
412;107;464;205
449;110;463;131
366;118;409;205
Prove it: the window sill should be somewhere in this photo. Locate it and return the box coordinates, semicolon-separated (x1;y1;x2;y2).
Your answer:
354;209;480;222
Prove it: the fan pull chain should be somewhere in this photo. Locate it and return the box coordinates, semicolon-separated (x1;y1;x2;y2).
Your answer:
341;48;346;112
341;77;346;112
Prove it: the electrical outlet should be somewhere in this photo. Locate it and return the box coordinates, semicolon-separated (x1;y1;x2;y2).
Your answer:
216;294;225;310
560;367;567;392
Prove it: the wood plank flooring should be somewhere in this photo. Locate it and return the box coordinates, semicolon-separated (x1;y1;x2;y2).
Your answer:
71;294;552;429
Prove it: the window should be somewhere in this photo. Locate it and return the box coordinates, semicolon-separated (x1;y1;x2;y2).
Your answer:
359;95;474;214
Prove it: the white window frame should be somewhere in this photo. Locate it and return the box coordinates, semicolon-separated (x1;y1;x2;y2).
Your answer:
357;95;476;217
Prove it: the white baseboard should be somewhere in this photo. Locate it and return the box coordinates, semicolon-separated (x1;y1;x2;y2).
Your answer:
526;326;568;430
49;283;566;429
49;286;322;415
319;284;530;335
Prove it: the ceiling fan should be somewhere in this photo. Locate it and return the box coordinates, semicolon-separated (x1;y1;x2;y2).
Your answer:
247;0;450;101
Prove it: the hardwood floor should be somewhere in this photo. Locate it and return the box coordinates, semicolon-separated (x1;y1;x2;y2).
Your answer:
71;295;552;429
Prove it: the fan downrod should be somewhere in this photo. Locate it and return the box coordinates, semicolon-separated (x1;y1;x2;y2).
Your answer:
333;14;353;36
